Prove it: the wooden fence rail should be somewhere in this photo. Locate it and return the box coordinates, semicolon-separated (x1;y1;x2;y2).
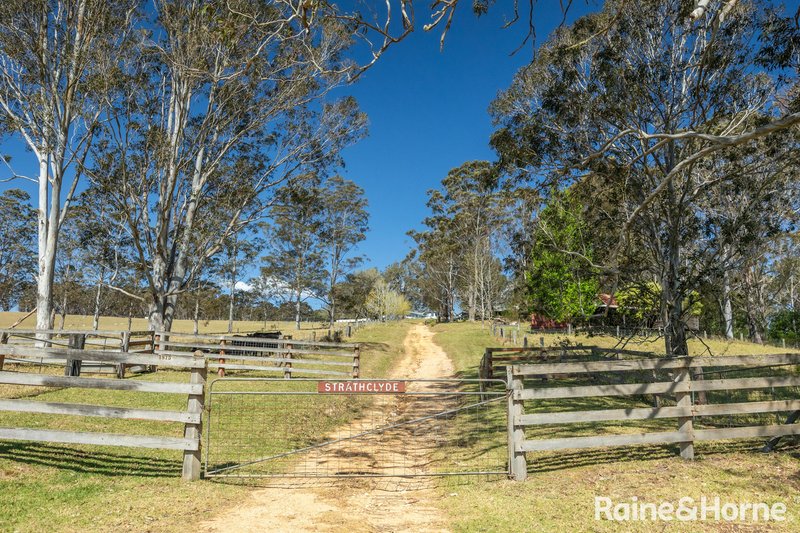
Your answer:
480;345;658;381
0;346;206;480
154;332;361;379
507;352;800;481
0;329;156;377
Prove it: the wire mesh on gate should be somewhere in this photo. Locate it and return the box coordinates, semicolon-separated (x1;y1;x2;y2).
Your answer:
204;378;508;478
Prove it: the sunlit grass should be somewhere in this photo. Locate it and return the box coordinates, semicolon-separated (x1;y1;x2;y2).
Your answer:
432;321;800;533
0;319;412;532
0;311;357;341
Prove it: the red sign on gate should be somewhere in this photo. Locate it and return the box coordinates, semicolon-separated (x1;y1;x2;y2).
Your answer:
317;381;406;394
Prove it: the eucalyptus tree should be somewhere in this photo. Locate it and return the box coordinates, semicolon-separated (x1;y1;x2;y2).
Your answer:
334;268;381;320
58;189;136;329
0;0;137;331
261;177;327;330
219;228;263;333
491;0;800;355
500;185;541;313
0;189;36;311
384;259;425;311
425;161;505;321
89;1;368;331
319;176;369;326
408;224;460;322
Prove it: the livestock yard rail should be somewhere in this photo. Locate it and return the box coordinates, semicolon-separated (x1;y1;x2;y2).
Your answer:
507;353;800;480
480;345;657;380
0;345;206;480
0;329;156;377
154;331;361;378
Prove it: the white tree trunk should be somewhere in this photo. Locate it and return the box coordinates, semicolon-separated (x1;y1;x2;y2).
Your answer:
36;157;58;335
722;270;734;339
228;241;238;334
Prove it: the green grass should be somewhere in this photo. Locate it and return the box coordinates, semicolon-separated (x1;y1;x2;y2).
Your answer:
0;319;412;532
431;321;800;533
0;311;352;341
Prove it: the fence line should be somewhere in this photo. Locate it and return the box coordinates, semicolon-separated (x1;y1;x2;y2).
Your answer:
507;352;800;480
0;346;207;480
153;331;361;379
479;345;659;381
0;329;156;377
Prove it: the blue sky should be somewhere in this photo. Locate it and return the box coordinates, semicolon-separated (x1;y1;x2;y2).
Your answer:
336;3;593;270
0;2;594;285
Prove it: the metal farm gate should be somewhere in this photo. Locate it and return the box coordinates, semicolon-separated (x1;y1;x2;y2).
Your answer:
204;378;508;479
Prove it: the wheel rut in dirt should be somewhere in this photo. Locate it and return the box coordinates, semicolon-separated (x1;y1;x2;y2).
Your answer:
198;324;455;533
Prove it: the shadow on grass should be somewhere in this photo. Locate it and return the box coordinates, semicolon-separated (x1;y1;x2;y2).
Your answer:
528;439;800;474
358;342;391;353
205;472;505;492
0;442;181;477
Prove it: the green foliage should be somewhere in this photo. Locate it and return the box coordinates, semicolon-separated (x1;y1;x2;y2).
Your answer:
616;283;704;322
365;278;411;320
0;189;36;310
526;190;598;322
768;309;800;343
335;268;382;319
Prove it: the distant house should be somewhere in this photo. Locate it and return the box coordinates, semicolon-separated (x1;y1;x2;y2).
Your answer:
588;293;624;325
530;313;569;331
589;293;700;331
405;311;437;320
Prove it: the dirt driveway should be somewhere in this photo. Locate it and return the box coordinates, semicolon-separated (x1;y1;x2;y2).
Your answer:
198;324;455;533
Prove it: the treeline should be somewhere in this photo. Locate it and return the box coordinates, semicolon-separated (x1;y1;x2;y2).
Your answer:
401;0;800;356
0;174;417;330
0;1;428;334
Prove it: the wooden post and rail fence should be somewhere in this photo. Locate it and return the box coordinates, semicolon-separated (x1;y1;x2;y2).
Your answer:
152;332;362;379
480;345;659;381
0;343;207;480
0;329;157;375
0;327;362;480
506;353;800;481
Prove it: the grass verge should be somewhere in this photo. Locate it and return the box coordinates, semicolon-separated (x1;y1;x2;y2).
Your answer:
0;320;412;532
431;321;800;533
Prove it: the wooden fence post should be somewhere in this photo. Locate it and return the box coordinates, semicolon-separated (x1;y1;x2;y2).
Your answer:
154;331;168;372
218;339;226;378
507;366;527;481
692;366;707;405
512;330;517;346
285;342;293;379
481;348;490;379
117;331;130;379
64;334;86;377
675;363;694;460
0;332;8;371
479;348;489;400
182;351;207;481
352;345;360;378
523;336;528;348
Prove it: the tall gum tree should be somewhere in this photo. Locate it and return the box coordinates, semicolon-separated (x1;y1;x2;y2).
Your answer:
0;0;136;333
490;0;800;356
89;1;367;332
